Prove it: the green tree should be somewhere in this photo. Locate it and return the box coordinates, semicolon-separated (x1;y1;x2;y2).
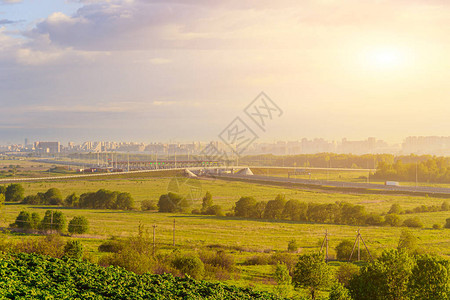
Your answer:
64;193;79;207
388;203;403;215
31;212;40;230
349;249;415;300
336;240;369;261
68;216;89;234
234;196;257;218
397;229;418;254
263;194;287;219
408;254;450;300
172;255;205;279
384;213;401;227
41;210;66;232
158;193;185;213
292;253;333;299
44;188;63;205
5;183;24;202
273;263;292;297
201;191;213;213
0;193;4;209
288;240;299;252
13;211;32;229
64;240;83;259
441;201;450;211
329;283;353;300
116;192;134;210
445;218;450;229
403;217;423;228
336;263;360;287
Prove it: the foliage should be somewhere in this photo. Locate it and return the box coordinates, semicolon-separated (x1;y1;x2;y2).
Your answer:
234;196;257;218
5;183;24;202
349;249;415;300
77;189;135;210
205;205;224;216
68;216;89;234
172;255;205;279
41;210;66;232
158;192;187;213
402;217;423;228
64;240;84;259
264;194;287;219
14;235;65;258
0;253;284;299
288;239;299;252
292;253;332;299
329;283;353;300
201;191;213;213
64;193;79;207
445;217;450;229
44;188;63;205
336;263;360;287
388;203;403;215
273;263;292;297
0;193;4;209
335;240;369;261
141;200;157;211
384;213;401;227
408;254;450;300
98;237;125;253
12;211;33;230
397;229;418;254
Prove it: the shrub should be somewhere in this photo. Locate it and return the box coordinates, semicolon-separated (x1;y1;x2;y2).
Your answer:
388;203;403;214
403;217;423;228
64;193;79;207
68;216;89;234
336;263;360;287
205;205;223;216
15;234;65;258
287;240;299;252
365;213;384;226
269;253;298;274
234;197;257;218
329;283;352;300
432;223;442;229
98;238;125;253
445;218;450;229
273;263;292;297
116;192;134;210
441;201;450;211
398;229;418;254
199;250;235;271
31;212;40;230
99;250;155;274
243;255;270;266
64;240;83;259
44;188;63;205
172;255;205;279
158;193;186;213
0;193;4;209
384;214;401;227
336;239;369;261
141;200;157;211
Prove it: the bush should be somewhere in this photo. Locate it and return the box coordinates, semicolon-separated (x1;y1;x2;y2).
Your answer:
432;223;442;229
388;203;403;215
172;255;205;279
68;216;89;234
273;263;292;297
243;255;270;266
384;214;401;227
287;240;299;252
365;213;384;226
336;240;369;261
205;205;223;216
98;238;125;253
199;250;235;271
158;193;186;213
64;240;83;259
15;234;65;258
336;263;360;287
403;217;423;228
44;188;63;205
445;218;450;229
397;229;418;254
64;193;79;207
329;283;352;300
12;211;32;230
234;197;257;218
141;200;157;211
269;253;297;275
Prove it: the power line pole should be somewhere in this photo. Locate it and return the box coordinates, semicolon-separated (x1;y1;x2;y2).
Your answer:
349;229;373;262
320;229;329;263
173;219;176;247
152;225;157;257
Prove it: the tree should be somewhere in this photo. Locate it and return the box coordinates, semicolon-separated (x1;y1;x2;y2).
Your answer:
116;192;134;210
263;194;286;219
234;197;257;218
329;283;353;300
5;183;24;202
336;240;369;261
205;205;223;216
64;193;79;207
403;217;423;228
388;203;403;215
445;218;450;229
31;212;41;229
201;191;213;213
273;263;292;297
282;200;307;221
349;249;415;300
336;263;360;287
408;254;450;300
397;229;418;254
41;210;66;232
68;216;89;234
441;201;450;211
288;240;299;252
0;193;4;209
172;255;205;279
158;193;185;213
13;211;32;229
292;253;332;299
384;213;401;227
44;188;63;205
141;200;157;211
64;240;83;259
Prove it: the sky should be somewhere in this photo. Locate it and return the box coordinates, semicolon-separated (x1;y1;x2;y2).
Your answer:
0;0;449;145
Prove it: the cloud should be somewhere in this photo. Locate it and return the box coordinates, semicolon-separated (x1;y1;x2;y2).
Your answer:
0;0;22;4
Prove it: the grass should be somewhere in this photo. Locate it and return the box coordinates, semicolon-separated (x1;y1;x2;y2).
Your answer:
1;174;450;296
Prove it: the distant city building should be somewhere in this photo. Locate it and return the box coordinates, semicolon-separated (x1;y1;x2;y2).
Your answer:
402;136;450;155
34;142;60;154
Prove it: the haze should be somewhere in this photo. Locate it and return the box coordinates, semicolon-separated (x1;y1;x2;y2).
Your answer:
0;0;449;144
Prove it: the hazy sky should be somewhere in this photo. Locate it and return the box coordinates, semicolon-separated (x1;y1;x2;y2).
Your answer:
0;0;449;144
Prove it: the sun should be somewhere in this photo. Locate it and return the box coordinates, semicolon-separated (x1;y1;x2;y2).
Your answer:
362;46;409;70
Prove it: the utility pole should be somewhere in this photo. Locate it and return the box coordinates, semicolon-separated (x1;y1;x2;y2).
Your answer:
349;229;373;262
173;219;176;247
152;225;157;257
415;162;418;190
127;152;130;172
320;229;329;263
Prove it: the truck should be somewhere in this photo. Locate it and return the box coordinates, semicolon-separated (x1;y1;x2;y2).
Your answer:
385;181;400;186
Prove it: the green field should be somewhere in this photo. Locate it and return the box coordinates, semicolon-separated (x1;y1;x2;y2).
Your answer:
1;175;449;296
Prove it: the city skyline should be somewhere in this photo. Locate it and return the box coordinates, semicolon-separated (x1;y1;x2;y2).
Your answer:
1;1;449;143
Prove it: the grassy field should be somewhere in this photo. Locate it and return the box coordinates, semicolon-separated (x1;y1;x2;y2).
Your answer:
1;174;449;296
